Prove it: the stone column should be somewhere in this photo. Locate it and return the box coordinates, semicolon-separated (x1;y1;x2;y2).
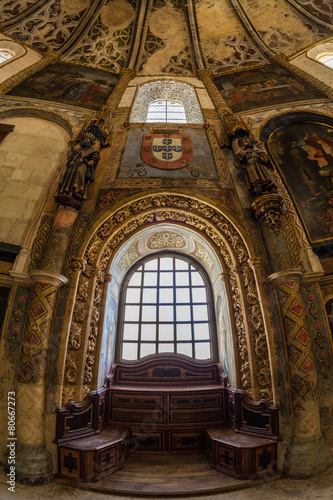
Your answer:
268;269;332;477
14;205;78;483
0;50;59;94
103;68;136;118
272;53;333;101
16;272;67;484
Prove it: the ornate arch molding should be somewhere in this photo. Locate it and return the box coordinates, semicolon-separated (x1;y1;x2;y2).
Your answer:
61;193;275;405
0;106;77;138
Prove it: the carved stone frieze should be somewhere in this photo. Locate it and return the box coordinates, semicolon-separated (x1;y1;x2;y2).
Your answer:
62;193;273;403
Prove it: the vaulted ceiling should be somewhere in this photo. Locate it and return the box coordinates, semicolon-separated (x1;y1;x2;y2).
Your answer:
1;0;332;75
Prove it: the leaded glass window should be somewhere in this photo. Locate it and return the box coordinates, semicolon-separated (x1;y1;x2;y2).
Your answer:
118;255;215;361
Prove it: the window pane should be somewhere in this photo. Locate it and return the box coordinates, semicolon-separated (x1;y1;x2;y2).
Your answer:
123;323;139;340
195;342;211;360
122;343;138;360
191;272;204;285
159;305;174;321
176;305;191;322
160;257;173;270
128;272;142;286
192;287;206;303
142;305;156;321
125;305;140;322
176;288;190;303
159;288;173;303
176;323;192;341
176;272;189;286
141;323;156;341
145;260;158;270
144;272;157;286
177;343;192;357
160;272;173;286
158;343;174;353
175;259;188;270
159;324;174;341
193;305;208;321
126;288;141;303
194;323;209;340
140;343;156;357
142;288;157;303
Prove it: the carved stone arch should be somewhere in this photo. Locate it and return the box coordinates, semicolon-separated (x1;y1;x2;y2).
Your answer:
0;106;77;138
60;193;276;406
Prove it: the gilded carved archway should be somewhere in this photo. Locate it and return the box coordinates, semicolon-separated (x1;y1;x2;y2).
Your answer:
60;193;276;405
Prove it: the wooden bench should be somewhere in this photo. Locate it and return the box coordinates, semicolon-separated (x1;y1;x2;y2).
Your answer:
56;357;279;481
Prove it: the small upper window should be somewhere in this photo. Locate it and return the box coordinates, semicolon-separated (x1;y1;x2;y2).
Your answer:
146;100;187;123
318;54;333;69
0;50;14;64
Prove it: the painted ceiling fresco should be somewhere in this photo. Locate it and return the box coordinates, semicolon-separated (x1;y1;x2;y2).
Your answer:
1;0;332;74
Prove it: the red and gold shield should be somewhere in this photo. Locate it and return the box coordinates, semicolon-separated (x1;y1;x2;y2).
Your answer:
141;134;193;170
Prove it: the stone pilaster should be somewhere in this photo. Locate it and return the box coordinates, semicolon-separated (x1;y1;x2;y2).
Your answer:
268;269;332;477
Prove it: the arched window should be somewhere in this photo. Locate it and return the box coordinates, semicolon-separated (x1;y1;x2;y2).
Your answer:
146;100;187;123
318;54;333;69
0;49;14;64
117;254;216;362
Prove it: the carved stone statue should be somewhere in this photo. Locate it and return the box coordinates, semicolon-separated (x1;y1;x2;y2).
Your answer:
55;138;100;209
232;136;277;195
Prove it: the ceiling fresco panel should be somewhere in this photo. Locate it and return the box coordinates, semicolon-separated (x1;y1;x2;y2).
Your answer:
0;0;40;22
65;0;136;73
4;0;90;52
138;0;195;76
194;0;267;74
241;0;328;55
293;0;333;25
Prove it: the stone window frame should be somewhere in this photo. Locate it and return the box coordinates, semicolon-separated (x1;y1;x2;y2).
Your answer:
129;80;204;123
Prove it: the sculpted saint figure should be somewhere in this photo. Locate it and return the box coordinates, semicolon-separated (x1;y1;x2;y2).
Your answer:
56;138;100;207
233;136;277;195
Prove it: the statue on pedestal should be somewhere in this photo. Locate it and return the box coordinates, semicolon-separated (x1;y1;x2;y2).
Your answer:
55;137;100;210
232;136;277;195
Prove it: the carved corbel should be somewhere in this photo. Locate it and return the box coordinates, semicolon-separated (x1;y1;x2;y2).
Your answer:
251;194;284;235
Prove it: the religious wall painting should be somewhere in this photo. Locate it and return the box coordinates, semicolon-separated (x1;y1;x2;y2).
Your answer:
214;66;323;114
117;128;219;181
8;63;119;111
268;121;333;247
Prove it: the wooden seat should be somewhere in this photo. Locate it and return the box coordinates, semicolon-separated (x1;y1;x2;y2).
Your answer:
58;425;129;482
205;424;278;479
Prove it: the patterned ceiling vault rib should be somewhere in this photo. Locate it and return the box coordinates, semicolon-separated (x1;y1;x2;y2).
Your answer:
291;0;333;25
138;0;195;76
128;0;149;69
184;0;205;71
285;0;333;29
4;0;91;53
0;0;44;25
194;0;267;74
64;0;137;73
230;0;275;58
239;0;328;56
58;0;106;55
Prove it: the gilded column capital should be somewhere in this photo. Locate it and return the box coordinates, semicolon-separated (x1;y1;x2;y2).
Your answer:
197;69;214;81
119;68;136;79
29;270;68;287
267;268;304;285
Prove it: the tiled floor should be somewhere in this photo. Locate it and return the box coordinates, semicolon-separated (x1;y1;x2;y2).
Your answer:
1;461;333;500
